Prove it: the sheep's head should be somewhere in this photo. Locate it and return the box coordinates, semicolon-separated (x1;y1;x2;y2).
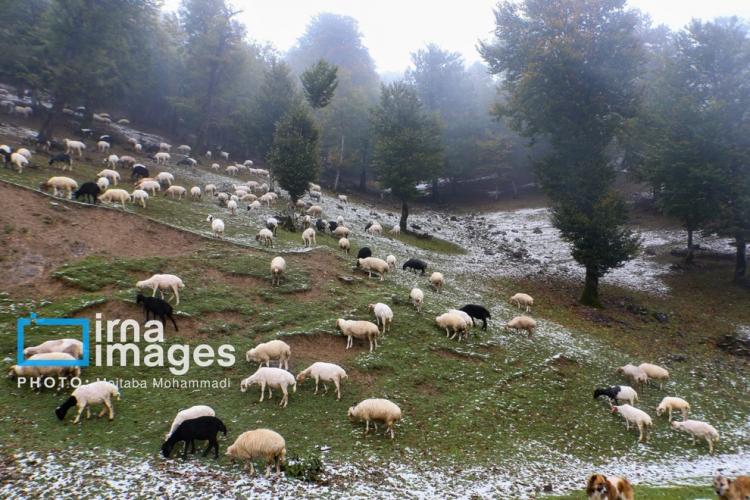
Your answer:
347;407;356;421
670;421;682;430
161;440;174;458
7;366;19;378
226;444;237;458
206;215;214;222
296;372;307;383
367;304;375;313
245;349;257;363
713;475;730;496
335;319;345;332
610;406;620;414
656;404;665;416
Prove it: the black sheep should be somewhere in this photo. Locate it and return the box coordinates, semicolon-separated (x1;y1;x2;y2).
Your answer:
355;247;372;267
136;294;178;331
402;258;428;275
176;157;194;166
459;304;492;330
131;164;149;180
328;220;338;233
593;386;623;403
364;221;373;232
161;416;227;459
315;219;326;232
48;153;72;168
73;182;101;204
0;145;12;163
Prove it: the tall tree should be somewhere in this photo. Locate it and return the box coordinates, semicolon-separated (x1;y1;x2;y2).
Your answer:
480;0;642;306
301;60;338;109
371;82;443;231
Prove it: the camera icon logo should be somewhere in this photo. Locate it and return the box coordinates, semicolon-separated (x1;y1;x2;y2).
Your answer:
16;313;90;367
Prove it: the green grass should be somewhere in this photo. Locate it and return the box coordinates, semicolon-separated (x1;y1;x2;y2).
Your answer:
390;230;466;255
53;256;166;291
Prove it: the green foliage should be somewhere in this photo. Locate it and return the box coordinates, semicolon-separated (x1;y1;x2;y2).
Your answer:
283;452;324;482
301;60;339;109
268;104;321;204
52;256;166;292
481;0;643;305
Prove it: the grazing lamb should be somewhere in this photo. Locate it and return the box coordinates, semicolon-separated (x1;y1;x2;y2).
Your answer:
436;312;469;341
256;228;274;247
367;222;383;235
97;140;110;153
429;272;445;292
656;396;690;421
97;169;120;185
638;363;669;389
73;182;101;203
593;385;638;406
135;274;185;305
48;153;73;171
713;474;750;500
136;294;178;331
177;145;191;154
296;362;348;400
207;215;224;238
357;257;390;281
190;186;202;199
448;309;474;330
504;315;537;336
348;398;402;439
386;254;397;270
138;180;160;195
8;352;81;384
510;293;534;312
368;303;394;335
55;381;120;424
98;188;130;205
159;142;172;152
155;152;171;165
611;404;653;443
338;237;350;255
616;364;648;388
10;152;27;172
64;139;86;157
240;367;296;408
338;194;348;203
459;304;491;330
226;429;286;477
204;184;216;195
586;474;634;500
671;420;719;453
164;185;187;199
390;225;400;235
227;199;238;214
245;340;291;371
225;165;238;176
118;155;136;169
156;171;174;186
131;189;149;208
402;258;428;275
332;225;350;239
306;205;323;217
336;318;380;352
23;339;83;359
410;288;424;312
40;177;78;198
131;164;150;180
270;256;286;286
302;227;316;247
16;148;31;159
161;416;227;459
166;405;216;439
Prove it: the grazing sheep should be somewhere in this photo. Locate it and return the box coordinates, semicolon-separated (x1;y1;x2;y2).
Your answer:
436;312;469;341
367;222;383;235
402;258;428;275
356;247;372;261
459;304;491;331
617;364;648;388
386;254;397;270
593;385;638;406
73;182;101;204
161;416;227;459
336;318;380;352
155;152;171;165
131;164;150;180
302;227;316;247
586;474;634;500
98;188;130;205
204;184;217;195
348;398;402;439
0;144;12;163
64;139;86;157
240;367;296;408
97;140;110;153
671;419;719;453
164;185;187;199
333;225;350;238
211;162;220;171
131;189;149;208
225;165;239;176
429;272;445;292
177;145;191;154
96;176;109;191
338;237;350;255
357;257;390;281
410;288;424;312
227;199;238;214
504;315;537;336
138;180;160;195
245;340;291;371
207;215;224;238
190;186;202;199
135;143;142;152
226;429;286;477
136;294;178;331
306;205;323;217
220;151;229;160
118;155;136;169
97;168;120;185
448;309;474;330
296;362;347;400
10;152;27;172
510;293;534;312
55;381;120;424
135;274;185;305
638;363;669;389
8;352;81;383
368;303;394;335
159;142;171;152
14;105;33;117
247;200;261;210
48;153;73;171
390;225;401;235
166;405;215;439
713;474;750;500
656;396;690;421
156;171;174;186
338;194;348;203
611;404;653;442
16;147;31;160
256;228;274;247
40;176;78;198
23;339;83;359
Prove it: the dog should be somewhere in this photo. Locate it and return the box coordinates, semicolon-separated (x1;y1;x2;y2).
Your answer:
586;474;634;500
714;474;750;500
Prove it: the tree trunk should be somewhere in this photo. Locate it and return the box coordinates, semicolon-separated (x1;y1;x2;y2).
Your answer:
734;231;747;284
334;135;344;192
431;178;439;201
38;98;64;140
580;267;601;307
685;227;694;265
399;200;409;232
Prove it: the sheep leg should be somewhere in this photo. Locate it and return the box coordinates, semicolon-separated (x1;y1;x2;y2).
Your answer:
668;409;672;421
364;420;370;436
73;405;86;424
334;380;341;400
249;462;256;476
152;287;158;297
172;285;180;305
97;405;107;418
280;388;288;407
314;377;319;395
168;313;179;332
259;382;266;402
267;387;273;399
322;383;329;395
105;399;114;420
85;406;92;419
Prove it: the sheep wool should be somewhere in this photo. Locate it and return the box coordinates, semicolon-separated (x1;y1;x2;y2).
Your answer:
245;340;291;370
240;367;296;408
55;381;120;424
226;429;286;476
368;303;394;335
410;288;424;312
296;362;348;400
348;398;402;439
671;419;719;453
270;256;286;285
166;405;216;439
336;319;380;352
656;396;690;421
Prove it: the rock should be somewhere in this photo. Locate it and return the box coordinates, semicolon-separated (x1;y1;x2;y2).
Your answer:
543;484;553;493
450;216;458;221
653;312;669;323
668;353;688;362
532;227;542;234
717;330;750;357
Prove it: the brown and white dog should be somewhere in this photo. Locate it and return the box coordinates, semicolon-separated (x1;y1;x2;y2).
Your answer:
714;474;750;500
586;474;635;500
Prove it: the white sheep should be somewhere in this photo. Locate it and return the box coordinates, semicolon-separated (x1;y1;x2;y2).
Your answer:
338;194;348;203
164;185;187;199
671;419;719;453
336;215;344;225
40;176;78;198
270;256;286;285
159;142;172;152
246;340;291;371
227;199;238;215
302;227;316;247
410;288;424;312
190;186;202;199
333;225;350;238
296;362;348;400
368;303;394;335
510;293;534;312
448;309;474;329
336;318;380;352
155;171;174;186
97;177;110;191
16;147;31;159
367;222;383;235
308;182;321;192
166;405;215;439
226;429;286;477
639;363;669;389
306;205;323;217
97;169;120;185
55;381;120;424
225;165;238;176
131;189;149;208
617;364;648;388
429;272;445;292
98;188;130;205
248;200;261;210
244;160;254;166
348;398;402;439
386;254;397;270
64;139;86;157
240;367;296;408
256;228;274;247
504;315;537;335
390;225;401;235
338;237;350;255
23;339;83;359
611;404;653;442
138;180;160;195
177;145;191;154
436;312;469;341
204;184;216;195
211;162;220;171
259;192;275;206
135;143;142;153
220;151;229;160
357;257;389;281
8;352;81;382
14;105;33;118
207;215;224;238
10;152;27;172
135;273;185;305
155;152;171;165
656;396;690;421
97;140;110;153
118;155;136;169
